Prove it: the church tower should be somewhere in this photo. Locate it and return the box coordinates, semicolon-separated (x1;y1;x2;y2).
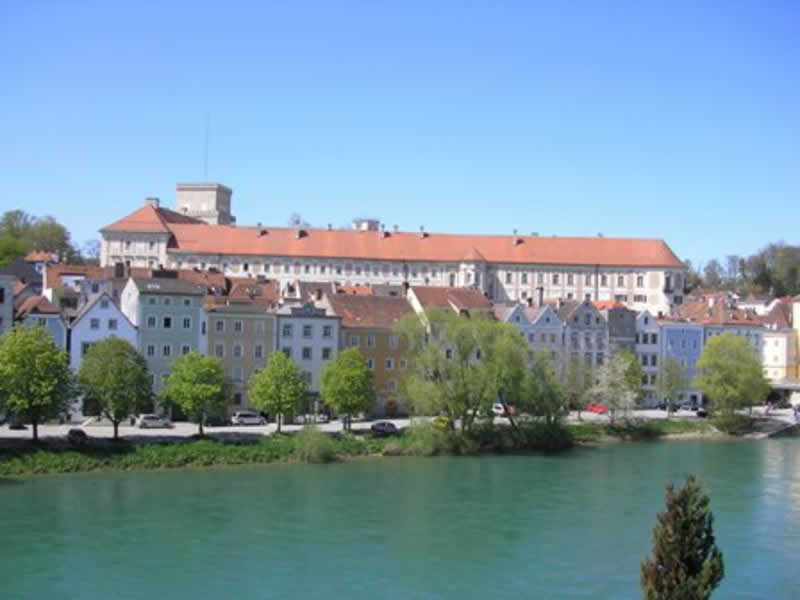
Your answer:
175;183;236;225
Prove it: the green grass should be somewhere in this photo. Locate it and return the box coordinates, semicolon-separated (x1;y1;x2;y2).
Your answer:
568;419;715;442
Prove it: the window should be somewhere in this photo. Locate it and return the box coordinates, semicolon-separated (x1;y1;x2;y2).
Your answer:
302;347;312;360
537;273;544;284
550;334;556;343
641;374;649;385
215;344;224;357
650;374;657;385
162;345;172;357
322;325;333;338
282;324;293;338
90;318;100;330
636;275;644;287
641;354;647;366
634;295;647;303
635;333;640;344
600;275;608;286
215;320;224;333
366;334;375;347
584;314;591;326
255;345;264;359
399;358;408;369
303;371;312;385
585;274;592;285
552;274;560;285
617;275;624;286
386;358;394;370
367;358;375;370
146;345;155;357
184;298;191;306
322;347;332;360
234;320;243;334
302;324;312;338
108;319;117;330
163;316;172;329
388;334;398;348
652;334;658;344
540;333;547;342
233;345;243;358
181;345;191;355
149;241;156;250
651;355;658;367
567;274;574;286
163;298;171;306
233;392;242;406
349;334;359;347
148;297;157;305
182;317;191;329
596;353;604;365
201;321;207;335
233;367;243;382
521;273;528;284
445;348;453;359
282;347;291;357
81;342;95;357
505;272;512;284
319;265;325;274
99;298;108;308
614;294;628;302
387;380;397;393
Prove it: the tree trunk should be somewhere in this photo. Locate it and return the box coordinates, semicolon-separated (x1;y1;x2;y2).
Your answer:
198;414;204;436
277;412;281;434
113;420;119;440
32;418;38;442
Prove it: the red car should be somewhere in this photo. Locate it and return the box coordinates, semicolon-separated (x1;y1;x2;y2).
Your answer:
585;403;608;414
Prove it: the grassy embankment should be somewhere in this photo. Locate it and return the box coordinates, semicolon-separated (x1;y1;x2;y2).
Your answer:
0;419;718;477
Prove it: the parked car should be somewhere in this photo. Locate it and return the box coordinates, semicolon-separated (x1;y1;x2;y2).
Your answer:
67;428;89;446
585;403;608;414
679;402;699;412
203;414;228;427
492;403;516;417
231;411;266;426
696;408;709;418
136;414;171;429
371;421;399;437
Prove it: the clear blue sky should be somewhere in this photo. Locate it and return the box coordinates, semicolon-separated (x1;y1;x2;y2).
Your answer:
1;1;798;267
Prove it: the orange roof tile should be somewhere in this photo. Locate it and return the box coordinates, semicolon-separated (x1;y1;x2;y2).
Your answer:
328;294;413;329
162;223;684;268
16;295;60;317
411;286;492;312
101;204;205;233
24;250;57;263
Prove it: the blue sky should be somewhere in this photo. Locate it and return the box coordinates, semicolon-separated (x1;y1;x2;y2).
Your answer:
1;1;798;267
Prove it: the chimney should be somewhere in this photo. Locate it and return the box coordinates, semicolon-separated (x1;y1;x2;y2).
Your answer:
537;286;544;308
419;226;426;238
327;223;332;231
296;229;306;239
393;224;398;232
144;197;160;208
531;232;539;236
379;224;388;238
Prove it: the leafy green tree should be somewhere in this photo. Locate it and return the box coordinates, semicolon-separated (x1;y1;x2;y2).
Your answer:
0;234;28;267
165;352;231;435
562;355;592;419
657;358;690;416
248;352;307;433
396;309;523;433
321;348;375;430
522;351;566;425
78;338;152;440
0;326;74;441
694;333;769;416
641;475;724;600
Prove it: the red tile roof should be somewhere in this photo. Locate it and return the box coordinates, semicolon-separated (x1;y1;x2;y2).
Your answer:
151;223;684;268
336;285;373;295
411;286;492;312
101;204;204;233
227;279;280;305
16;295;60;317
24;250;57;263
678;299;763;327
593;300;627;311
327;294;413;329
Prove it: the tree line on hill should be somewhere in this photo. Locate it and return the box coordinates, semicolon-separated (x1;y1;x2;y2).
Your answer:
0;209;102;267
686;242;800;297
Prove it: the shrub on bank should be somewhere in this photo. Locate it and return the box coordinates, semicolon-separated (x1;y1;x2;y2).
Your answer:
293;426;336;463
711;414;756;435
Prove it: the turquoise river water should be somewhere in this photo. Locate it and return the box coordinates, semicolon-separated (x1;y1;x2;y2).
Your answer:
1;439;800;599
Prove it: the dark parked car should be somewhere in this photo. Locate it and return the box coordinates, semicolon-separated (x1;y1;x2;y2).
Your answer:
203;414;228;427
371;422;399;437
67;428;89;446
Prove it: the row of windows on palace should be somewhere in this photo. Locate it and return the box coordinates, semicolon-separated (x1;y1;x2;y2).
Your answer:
117;253;673;289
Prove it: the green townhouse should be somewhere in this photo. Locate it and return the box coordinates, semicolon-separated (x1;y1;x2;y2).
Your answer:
121;277;208;401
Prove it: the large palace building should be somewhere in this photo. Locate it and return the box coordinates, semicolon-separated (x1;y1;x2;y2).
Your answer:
100;183;688;314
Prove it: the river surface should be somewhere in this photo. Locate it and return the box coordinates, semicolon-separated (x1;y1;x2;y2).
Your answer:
2;440;800;599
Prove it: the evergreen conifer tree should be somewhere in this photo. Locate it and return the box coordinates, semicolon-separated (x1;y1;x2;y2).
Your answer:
641;475;724;600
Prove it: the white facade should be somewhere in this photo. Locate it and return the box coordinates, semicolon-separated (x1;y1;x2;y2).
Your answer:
70;293;138;372
275;303;340;394
636;311;661;403
761;329;798;381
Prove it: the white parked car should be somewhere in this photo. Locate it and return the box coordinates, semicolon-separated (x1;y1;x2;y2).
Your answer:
136;414;170;429
231;411;266;426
